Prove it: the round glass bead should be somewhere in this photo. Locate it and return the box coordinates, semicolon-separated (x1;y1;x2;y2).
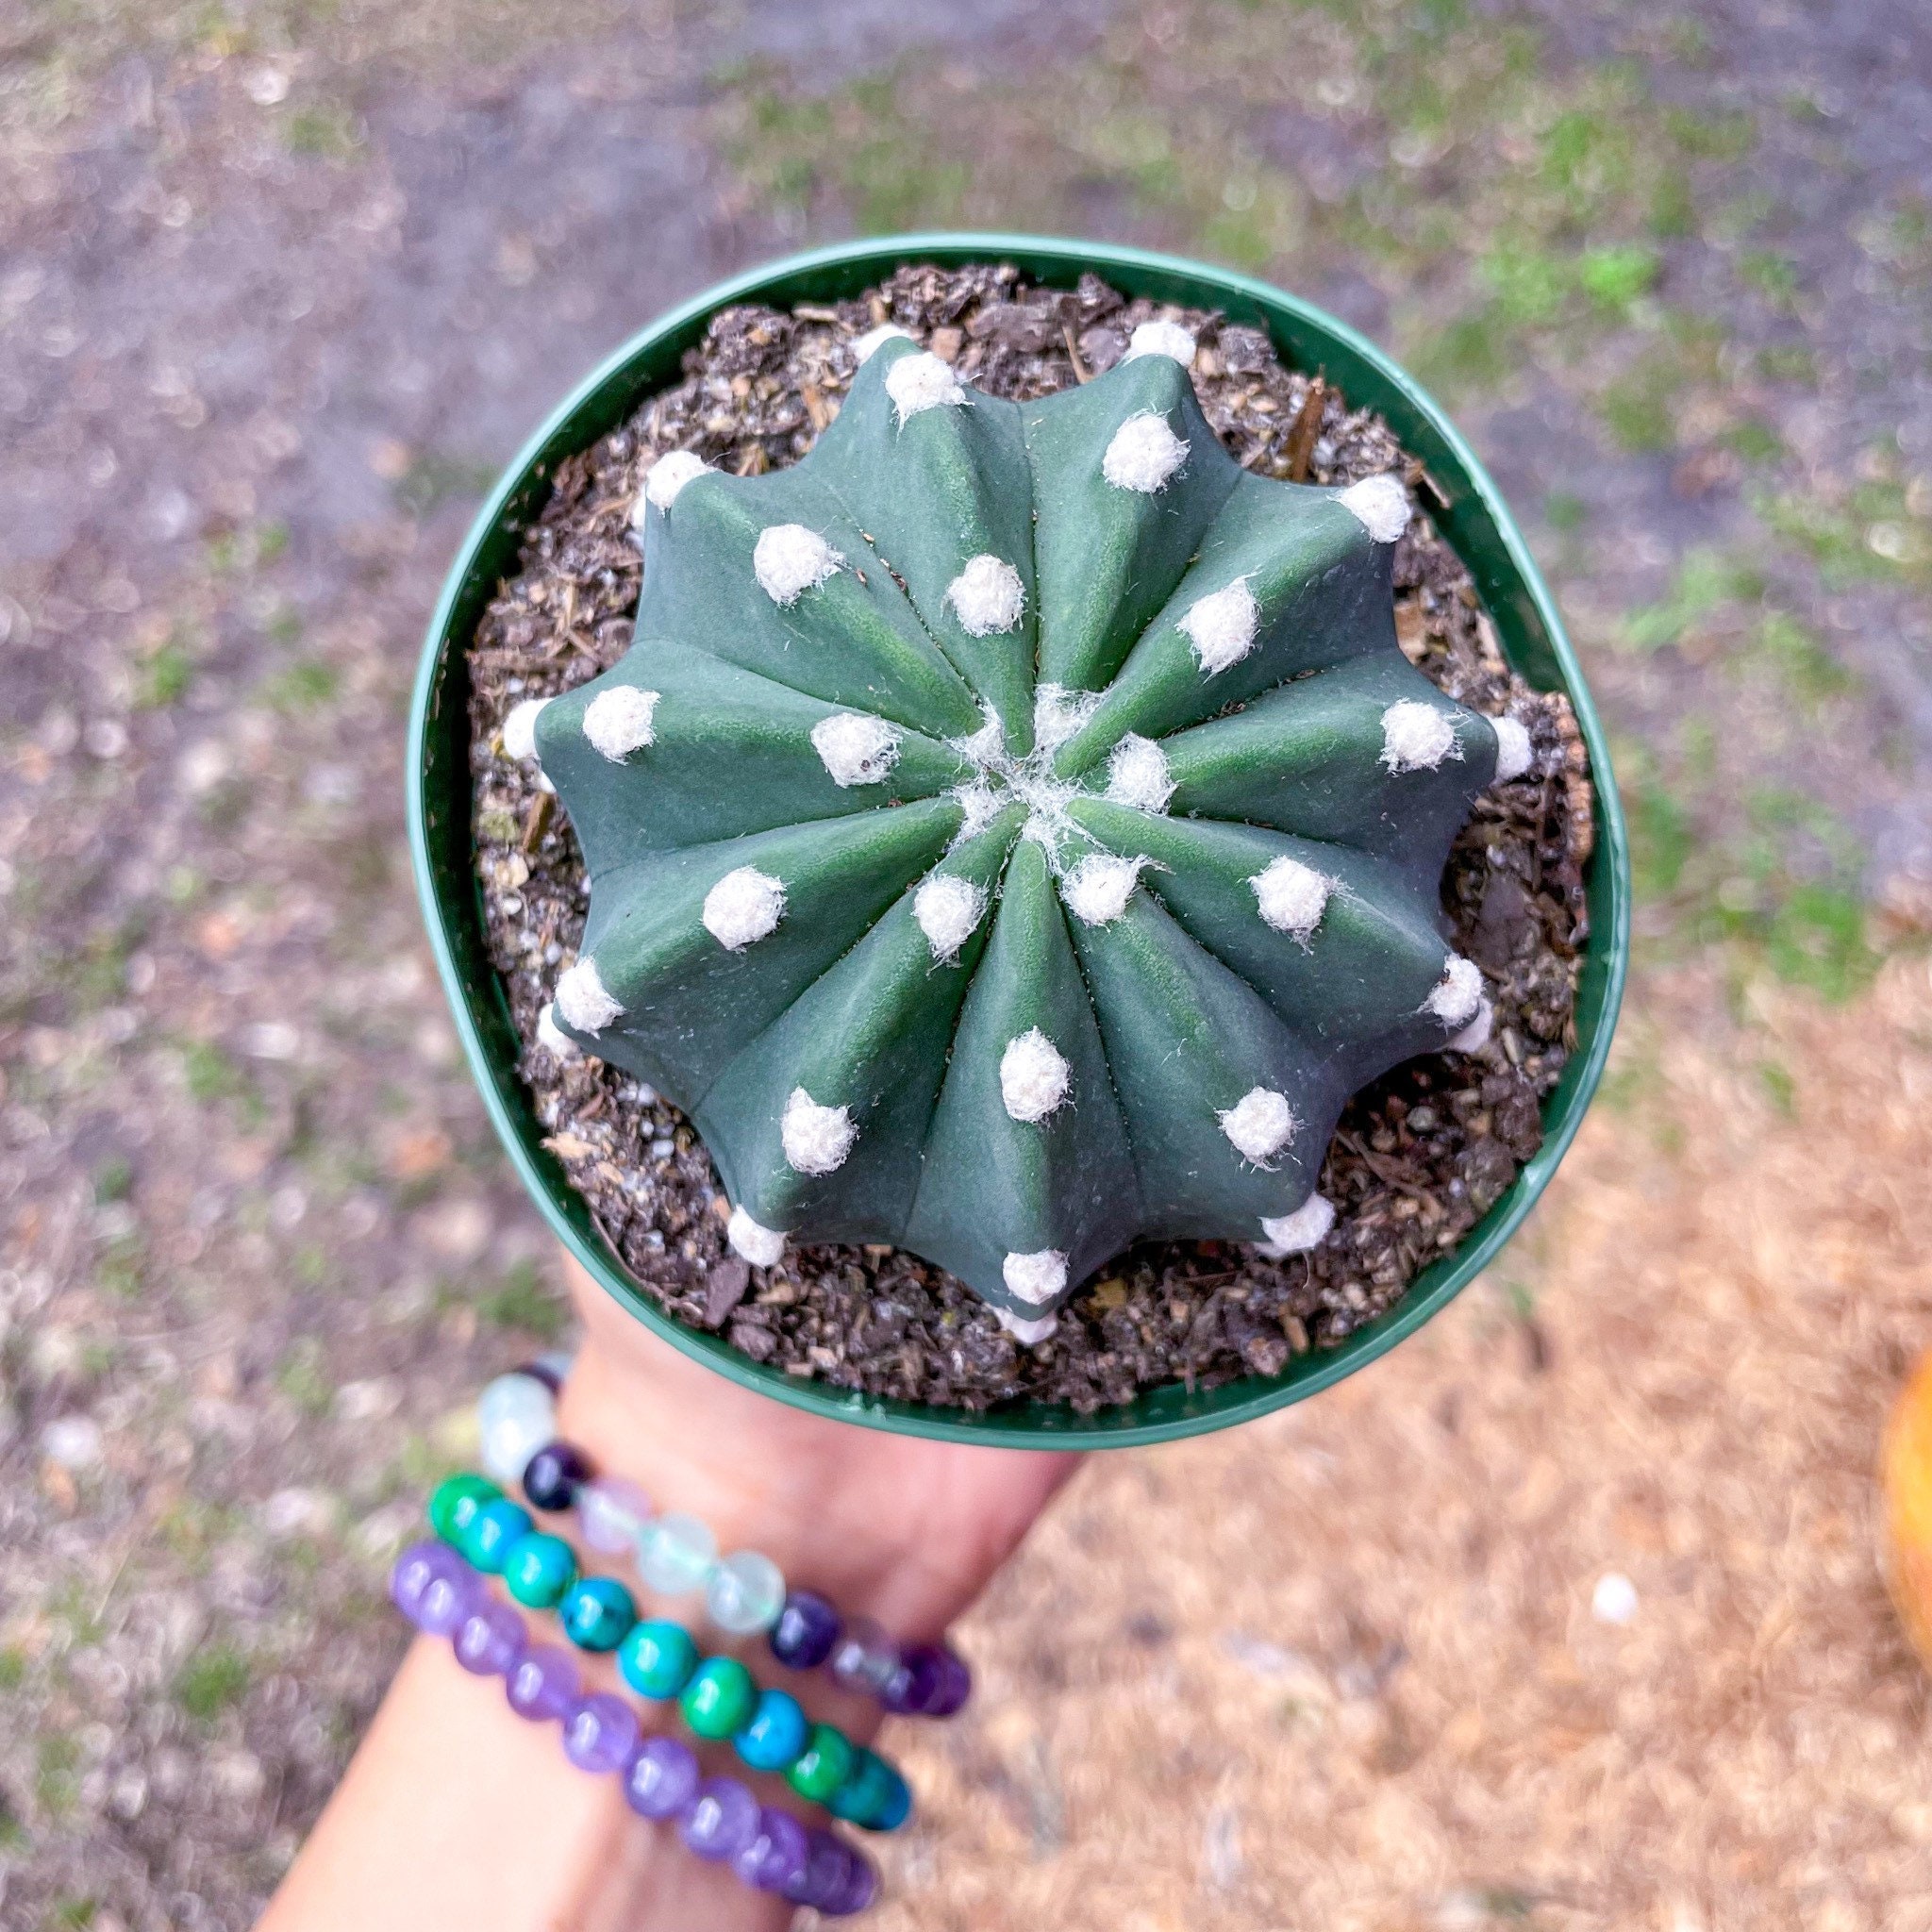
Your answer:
623;1736;700;1822
830;1747;909;1832
679;1656;758;1740
706;1550;786;1636
788;1829;862;1913
829;1847;879;1917
478;1374;557;1486
578;1474;652;1556
679;1776;760;1861
506;1644;579;1723
733;1687;808;1773
521;1441;592;1514
453;1597;527;1677
922;1645;973;1718
879;1641;953;1716
784;1723;855;1805
769;1589;841;1672
503;1532;578;1609
827;1616;898;1696
732;1807;810;1896
390;1540;477;1637
638;1510;717;1595
617;1619;699;1701
427;1473;501;1546
562;1691;641;1774
559;1575;637;1653
460;1497;535;1574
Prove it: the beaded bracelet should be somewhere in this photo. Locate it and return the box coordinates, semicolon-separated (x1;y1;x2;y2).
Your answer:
429;1470;911;1832
391;1541;876;1914
476;1364;971;1719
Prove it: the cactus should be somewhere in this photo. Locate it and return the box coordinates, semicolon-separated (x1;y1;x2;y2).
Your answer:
516;324;1531;1340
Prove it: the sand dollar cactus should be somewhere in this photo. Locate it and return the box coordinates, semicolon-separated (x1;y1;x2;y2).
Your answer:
520;326;1529;1338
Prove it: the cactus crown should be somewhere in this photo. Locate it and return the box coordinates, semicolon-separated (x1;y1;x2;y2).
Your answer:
525;325;1521;1334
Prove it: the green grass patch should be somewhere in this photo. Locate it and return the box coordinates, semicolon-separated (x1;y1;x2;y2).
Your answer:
175;1642;252;1724
133;635;194;708
473;1258;568;1341
1621;547;1761;650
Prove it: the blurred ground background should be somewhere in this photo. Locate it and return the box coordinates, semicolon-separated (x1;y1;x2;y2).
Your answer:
3;1;1931;1926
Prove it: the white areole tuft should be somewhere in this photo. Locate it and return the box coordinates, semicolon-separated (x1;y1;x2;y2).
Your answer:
1446;997;1494;1055
1339;473;1412;543
952;779;1003;840
1000;1027;1072;1124
913;873;986;961
1061;852;1144;927
703;867;787;951
1103;410;1190;493
994;1307;1058;1345
754;525;843;606
582;685;659;762
1105;733;1175;812
1032;682;1103;753
943;554;1025;637
780;1087;858;1175
501;696;550;762
1380;699;1461;773
1257;1191;1337;1256
1219;1086;1298;1166
1003;1249;1069;1307
536;1004;579;1058
1124;320;1198;366
1250;855;1333;939
851;323;912;363
1491;715;1534;783
726;1206;787;1268
810;711;902;788
639;450;710;519
556;958;623;1033
1424;955;1485;1028
1179;576;1261;675
885;351;969;425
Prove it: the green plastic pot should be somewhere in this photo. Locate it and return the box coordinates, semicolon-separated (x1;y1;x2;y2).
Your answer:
408;232;1630;1450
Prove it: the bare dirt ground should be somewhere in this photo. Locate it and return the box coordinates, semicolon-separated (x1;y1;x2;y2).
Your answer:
1;2;1928;1927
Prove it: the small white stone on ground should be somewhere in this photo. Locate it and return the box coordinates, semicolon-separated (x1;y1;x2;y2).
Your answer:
885;350;968;425
703;867;787;950
851;323;912;363
536;1005;580;1058
583;685;659;761
1179;577;1260;675
1592;1571;1639;1625
1000;1027;1072;1124
726;1206;787;1268
1219;1087;1298;1165
810;711;902;787
41;1413;104;1471
556;958;623;1032
754;524;843;606
1446;997;1494;1055
1424;955;1486;1028
1380;699;1461;773
1491;714;1534;782
780;1087;858;1175
1103;411;1190;492
501;696;550;761
913;873;987;960
1257;1192;1337;1256
1105;733;1175;811
1003;1249;1069;1307
994;1307;1059;1345
639;450;709;518
1250;856;1332;938
1339;473;1412;542
1033;682;1103;752
944;554;1025;636
1124;320;1198;366
1061;852;1144;926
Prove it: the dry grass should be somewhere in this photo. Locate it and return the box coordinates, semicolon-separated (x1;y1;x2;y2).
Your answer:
879;957;1932;1932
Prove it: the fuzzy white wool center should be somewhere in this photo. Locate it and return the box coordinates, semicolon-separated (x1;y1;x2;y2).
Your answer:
1105;733;1175;812
536;1004;579;1058
851;323;911;364
885;351;968;425
1258;1191;1336;1256
1124;320;1197;366
703;867;787;950
1339;473;1412;543
1447;996;1494;1055
1491;715;1533;782
1000;1027;1072;1124
913;873;986;960
754;525;843;606
810;711;902;787
780;1087;858;1175
1380;699;1460;773
640;450;709;518
1062;852;1144;926
1179;577;1260;675
1220;1086;1298;1165
1250;856;1333;938
583;685;659;762
944;555;1025;636
556;958;623;1033
1102;411;1190;493
1003;1249;1069;1307
1424;955;1485;1028
1033;683;1102;753
501;696;550;762
726;1206;787;1267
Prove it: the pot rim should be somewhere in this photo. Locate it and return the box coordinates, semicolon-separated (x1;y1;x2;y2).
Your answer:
408;231;1631;1450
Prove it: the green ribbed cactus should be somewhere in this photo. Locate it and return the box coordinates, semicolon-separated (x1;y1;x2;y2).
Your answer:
512;324;1531;1341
